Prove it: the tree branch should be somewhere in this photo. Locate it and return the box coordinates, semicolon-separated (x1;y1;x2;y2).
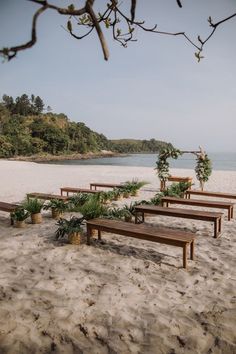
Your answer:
1;1;235;62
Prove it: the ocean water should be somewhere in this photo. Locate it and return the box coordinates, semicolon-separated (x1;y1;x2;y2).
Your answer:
42;152;236;171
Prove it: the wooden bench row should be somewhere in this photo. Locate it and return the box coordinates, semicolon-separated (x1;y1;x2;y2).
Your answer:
161;196;234;221
135;205;222;238
27;192;69;201
87;218;195;269
185;189;236;200
60;187;100;196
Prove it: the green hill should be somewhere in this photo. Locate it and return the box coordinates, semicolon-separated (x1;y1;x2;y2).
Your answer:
0;94;172;158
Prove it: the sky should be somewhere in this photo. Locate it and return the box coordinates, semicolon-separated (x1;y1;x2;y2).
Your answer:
0;0;236;152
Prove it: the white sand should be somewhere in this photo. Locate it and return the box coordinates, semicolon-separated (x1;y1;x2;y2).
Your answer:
0;160;235;353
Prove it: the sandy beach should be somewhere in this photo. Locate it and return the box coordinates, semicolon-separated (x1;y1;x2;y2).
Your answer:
0;160;235;354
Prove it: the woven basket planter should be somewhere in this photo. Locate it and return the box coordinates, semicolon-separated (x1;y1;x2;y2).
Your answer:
15;220;26;228
51;209;63;220
31;213;42;224
68;232;81;245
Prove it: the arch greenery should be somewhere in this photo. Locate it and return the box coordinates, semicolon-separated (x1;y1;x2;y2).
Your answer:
156;147;212;190
195;152;212;190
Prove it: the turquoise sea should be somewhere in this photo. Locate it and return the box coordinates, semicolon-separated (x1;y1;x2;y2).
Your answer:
42;152;236;171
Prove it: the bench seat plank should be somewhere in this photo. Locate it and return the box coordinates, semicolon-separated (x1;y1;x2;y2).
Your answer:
135;205;223;238
86;218;195;269
90;183;123;190
60;187;101;196
161;196;234;221
27;193;68;201
0;202;19;224
186;190;236;200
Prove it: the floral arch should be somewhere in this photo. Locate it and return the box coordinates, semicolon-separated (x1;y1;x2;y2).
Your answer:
156;146;212;190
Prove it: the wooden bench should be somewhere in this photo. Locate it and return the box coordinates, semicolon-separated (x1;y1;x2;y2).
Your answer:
186;190;236;200
0;202;20;224
60;187;101;196
160;176;192;191
161;196;234;221
135;205;223;238
27;193;69;201
86;218;195;269
90;183;124;190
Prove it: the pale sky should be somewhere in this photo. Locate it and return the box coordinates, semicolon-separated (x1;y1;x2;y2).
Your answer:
0;0;236;152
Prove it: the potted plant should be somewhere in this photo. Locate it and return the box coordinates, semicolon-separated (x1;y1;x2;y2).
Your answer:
119;185;132;198
68;193;91;211
121;201;142;222
79;195;107;236
105;206;124;220
11;207;30;228
43;199;68;219
55;216;84;245
112;188;122;201
23;198;44;224
79;196;107;221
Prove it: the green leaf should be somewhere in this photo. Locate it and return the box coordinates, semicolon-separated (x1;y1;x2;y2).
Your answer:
67;20;72;32
68;4;75;12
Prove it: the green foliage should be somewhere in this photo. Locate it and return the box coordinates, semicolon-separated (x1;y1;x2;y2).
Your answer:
156;147;182;182
150;182;191;205
2;94;44;115
43;199;68;212
195;154;212;189
68;193;91;211
78;195;107;220
118;179;148;197
111;138;173;153
11;207;30;221
0;94;171;158
23;198;44;214
104;206;125;220
55;216;84;239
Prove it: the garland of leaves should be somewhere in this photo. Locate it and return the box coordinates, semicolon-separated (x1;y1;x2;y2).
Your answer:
156;147;212;190
156;147;182;182
195;153;212;190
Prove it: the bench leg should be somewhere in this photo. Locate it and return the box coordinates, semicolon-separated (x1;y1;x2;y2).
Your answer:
87;226;91;245
214;220;218;238
219;217;222;233
183;244;187;269
98;230;101;240
231;207;234;219
10;213;14;226
190;240;194;261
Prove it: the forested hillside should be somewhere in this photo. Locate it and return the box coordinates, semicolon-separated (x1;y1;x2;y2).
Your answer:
0;94;172;158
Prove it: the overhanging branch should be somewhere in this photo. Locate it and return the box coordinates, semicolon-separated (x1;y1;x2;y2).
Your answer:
0;1;235;61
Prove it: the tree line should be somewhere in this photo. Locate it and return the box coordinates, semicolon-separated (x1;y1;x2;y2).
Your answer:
0;94;172;158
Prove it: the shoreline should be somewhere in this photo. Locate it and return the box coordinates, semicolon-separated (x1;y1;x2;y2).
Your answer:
4;150;127;163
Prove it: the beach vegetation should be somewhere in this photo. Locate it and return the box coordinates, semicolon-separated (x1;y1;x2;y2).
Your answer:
43;199;68;219
11;207;30;223
78;195;108;221
55;216;84;244
23;198;44;224
151;182;191;205
68;193;92;211
0;96;171;158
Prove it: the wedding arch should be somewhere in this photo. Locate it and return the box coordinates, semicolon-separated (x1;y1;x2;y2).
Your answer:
156;146;212;191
